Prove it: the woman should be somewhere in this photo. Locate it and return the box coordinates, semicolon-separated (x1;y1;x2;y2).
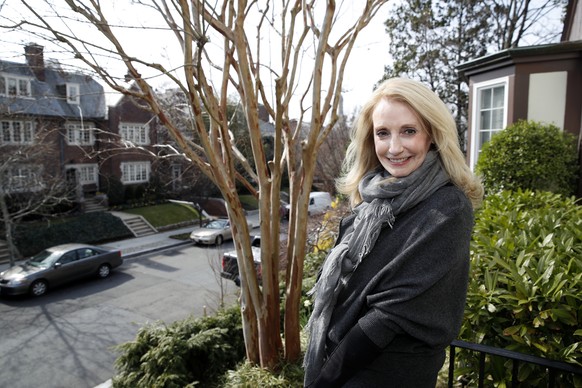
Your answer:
304;77;483;387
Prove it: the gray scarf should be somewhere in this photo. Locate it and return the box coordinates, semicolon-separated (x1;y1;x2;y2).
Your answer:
304;151;450;385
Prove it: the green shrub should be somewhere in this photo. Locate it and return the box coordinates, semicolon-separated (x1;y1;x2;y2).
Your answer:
102;175;125;206
476;120;579;196
113;306;245;388
458;190;582;386
14;212;132;257
220;359;304;387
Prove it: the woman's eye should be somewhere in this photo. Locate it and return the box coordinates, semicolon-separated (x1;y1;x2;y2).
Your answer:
376;129;389;138
403;128;417;135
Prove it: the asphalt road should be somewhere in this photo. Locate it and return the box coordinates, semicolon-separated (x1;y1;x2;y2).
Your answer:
0;243;240;388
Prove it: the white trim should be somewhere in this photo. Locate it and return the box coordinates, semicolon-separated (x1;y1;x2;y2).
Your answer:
66;163;99;185
0;73;33;98
2;164;43;193
1;119;35;144
119;122;150;145
469;77;509;169
65;121;95;146
120;161;151;184
66;83;80;104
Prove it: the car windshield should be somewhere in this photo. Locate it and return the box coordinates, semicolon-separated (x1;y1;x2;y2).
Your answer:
27;250;60;268
206;220;227;229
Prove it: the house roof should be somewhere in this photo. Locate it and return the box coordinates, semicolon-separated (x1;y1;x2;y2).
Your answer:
457;40;582;76
0;59;106;120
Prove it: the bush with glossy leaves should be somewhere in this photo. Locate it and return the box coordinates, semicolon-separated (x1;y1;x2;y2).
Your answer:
456;189;582;387
476;120;579;196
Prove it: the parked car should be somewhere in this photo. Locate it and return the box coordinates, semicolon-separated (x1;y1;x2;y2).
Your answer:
0;244;123;297
190;219;234;245
221;235;262;286
285;191;333;217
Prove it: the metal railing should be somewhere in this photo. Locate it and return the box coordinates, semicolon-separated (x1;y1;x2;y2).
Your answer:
448;339;582;388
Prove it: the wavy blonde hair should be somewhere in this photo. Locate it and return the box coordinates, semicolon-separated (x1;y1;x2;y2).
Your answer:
337;77;483;208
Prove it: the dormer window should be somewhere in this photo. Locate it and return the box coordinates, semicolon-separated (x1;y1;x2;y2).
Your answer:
0;74;32;97
66;83;80;104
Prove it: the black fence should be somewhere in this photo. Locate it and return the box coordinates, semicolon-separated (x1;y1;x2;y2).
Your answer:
448;339;582;388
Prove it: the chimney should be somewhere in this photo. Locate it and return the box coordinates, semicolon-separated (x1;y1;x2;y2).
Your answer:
24;43;45;82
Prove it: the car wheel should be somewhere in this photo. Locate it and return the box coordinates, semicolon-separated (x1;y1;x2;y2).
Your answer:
29;280;48;297
97;264;112;278
215;235;224;245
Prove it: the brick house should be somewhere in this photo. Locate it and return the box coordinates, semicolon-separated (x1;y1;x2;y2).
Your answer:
458;0;582;195
0;44;163;209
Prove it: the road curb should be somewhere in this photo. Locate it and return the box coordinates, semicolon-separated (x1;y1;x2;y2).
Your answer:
121;240;192;259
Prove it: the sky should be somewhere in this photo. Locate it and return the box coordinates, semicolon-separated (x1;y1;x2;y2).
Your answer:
0;1;565;120
0;1;392;120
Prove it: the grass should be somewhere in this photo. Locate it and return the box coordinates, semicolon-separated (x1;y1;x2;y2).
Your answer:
123;202;201;228
239;194;258;210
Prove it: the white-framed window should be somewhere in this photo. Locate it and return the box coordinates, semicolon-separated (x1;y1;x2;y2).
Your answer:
0;74;32;97
65;121;95;146
1;120;35;145
119;122;150;145
470;77;509;169
66;164;99;185
66;83;80;104
2;164;43;193
120;161;150;184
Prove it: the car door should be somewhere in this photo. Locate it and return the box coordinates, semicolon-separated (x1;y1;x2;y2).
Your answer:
50;250;80;287
74;248;102;277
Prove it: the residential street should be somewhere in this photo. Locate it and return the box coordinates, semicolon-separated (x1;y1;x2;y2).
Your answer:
0;243;240;388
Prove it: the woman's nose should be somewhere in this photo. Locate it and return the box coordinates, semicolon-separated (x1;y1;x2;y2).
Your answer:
388;136;403;154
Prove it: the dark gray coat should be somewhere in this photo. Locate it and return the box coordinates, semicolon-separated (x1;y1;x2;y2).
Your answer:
322;184;474;387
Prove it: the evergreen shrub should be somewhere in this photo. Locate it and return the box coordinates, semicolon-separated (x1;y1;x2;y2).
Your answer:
458;189;582;386
475;120;579;196
14;212;132;257
102;175;125;206
112;306;245;388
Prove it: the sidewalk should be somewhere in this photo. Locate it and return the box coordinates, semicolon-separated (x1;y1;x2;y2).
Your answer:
98;225;194;259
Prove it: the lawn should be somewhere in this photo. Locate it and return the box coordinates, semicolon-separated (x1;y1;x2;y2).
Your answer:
123;202;201;228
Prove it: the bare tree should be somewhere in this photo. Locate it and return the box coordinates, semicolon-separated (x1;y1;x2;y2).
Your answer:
1;0;388;367
313;114;351;193
490;0;568;49
0;131;73;267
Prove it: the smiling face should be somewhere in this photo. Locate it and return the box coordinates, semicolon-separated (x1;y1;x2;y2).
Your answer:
372;98;432;178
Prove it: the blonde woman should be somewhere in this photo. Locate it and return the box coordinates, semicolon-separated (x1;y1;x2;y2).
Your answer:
304;78;483;387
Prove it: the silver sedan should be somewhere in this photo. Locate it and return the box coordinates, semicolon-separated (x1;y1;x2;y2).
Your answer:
189;219;233;245
0;243;123;297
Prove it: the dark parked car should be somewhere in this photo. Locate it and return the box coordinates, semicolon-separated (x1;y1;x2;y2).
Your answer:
0;243;123;297
221;235;262;286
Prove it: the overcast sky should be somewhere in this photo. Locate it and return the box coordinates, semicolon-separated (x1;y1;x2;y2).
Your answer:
0;1;564;119
0;1;391;120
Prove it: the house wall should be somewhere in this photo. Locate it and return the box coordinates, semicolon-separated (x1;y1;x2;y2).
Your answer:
463;47;582;195
528;72;568;128
102;94;158;186
513;56;582;138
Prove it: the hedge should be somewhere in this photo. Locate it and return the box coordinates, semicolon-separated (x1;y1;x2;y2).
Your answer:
14;211;132;257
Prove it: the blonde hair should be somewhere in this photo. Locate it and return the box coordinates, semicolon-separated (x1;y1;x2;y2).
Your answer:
337;77;483;208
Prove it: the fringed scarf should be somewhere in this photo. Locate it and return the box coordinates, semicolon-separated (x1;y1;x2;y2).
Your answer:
303;150;450;386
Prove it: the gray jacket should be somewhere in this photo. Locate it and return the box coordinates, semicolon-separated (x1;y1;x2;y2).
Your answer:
318;184;474;387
